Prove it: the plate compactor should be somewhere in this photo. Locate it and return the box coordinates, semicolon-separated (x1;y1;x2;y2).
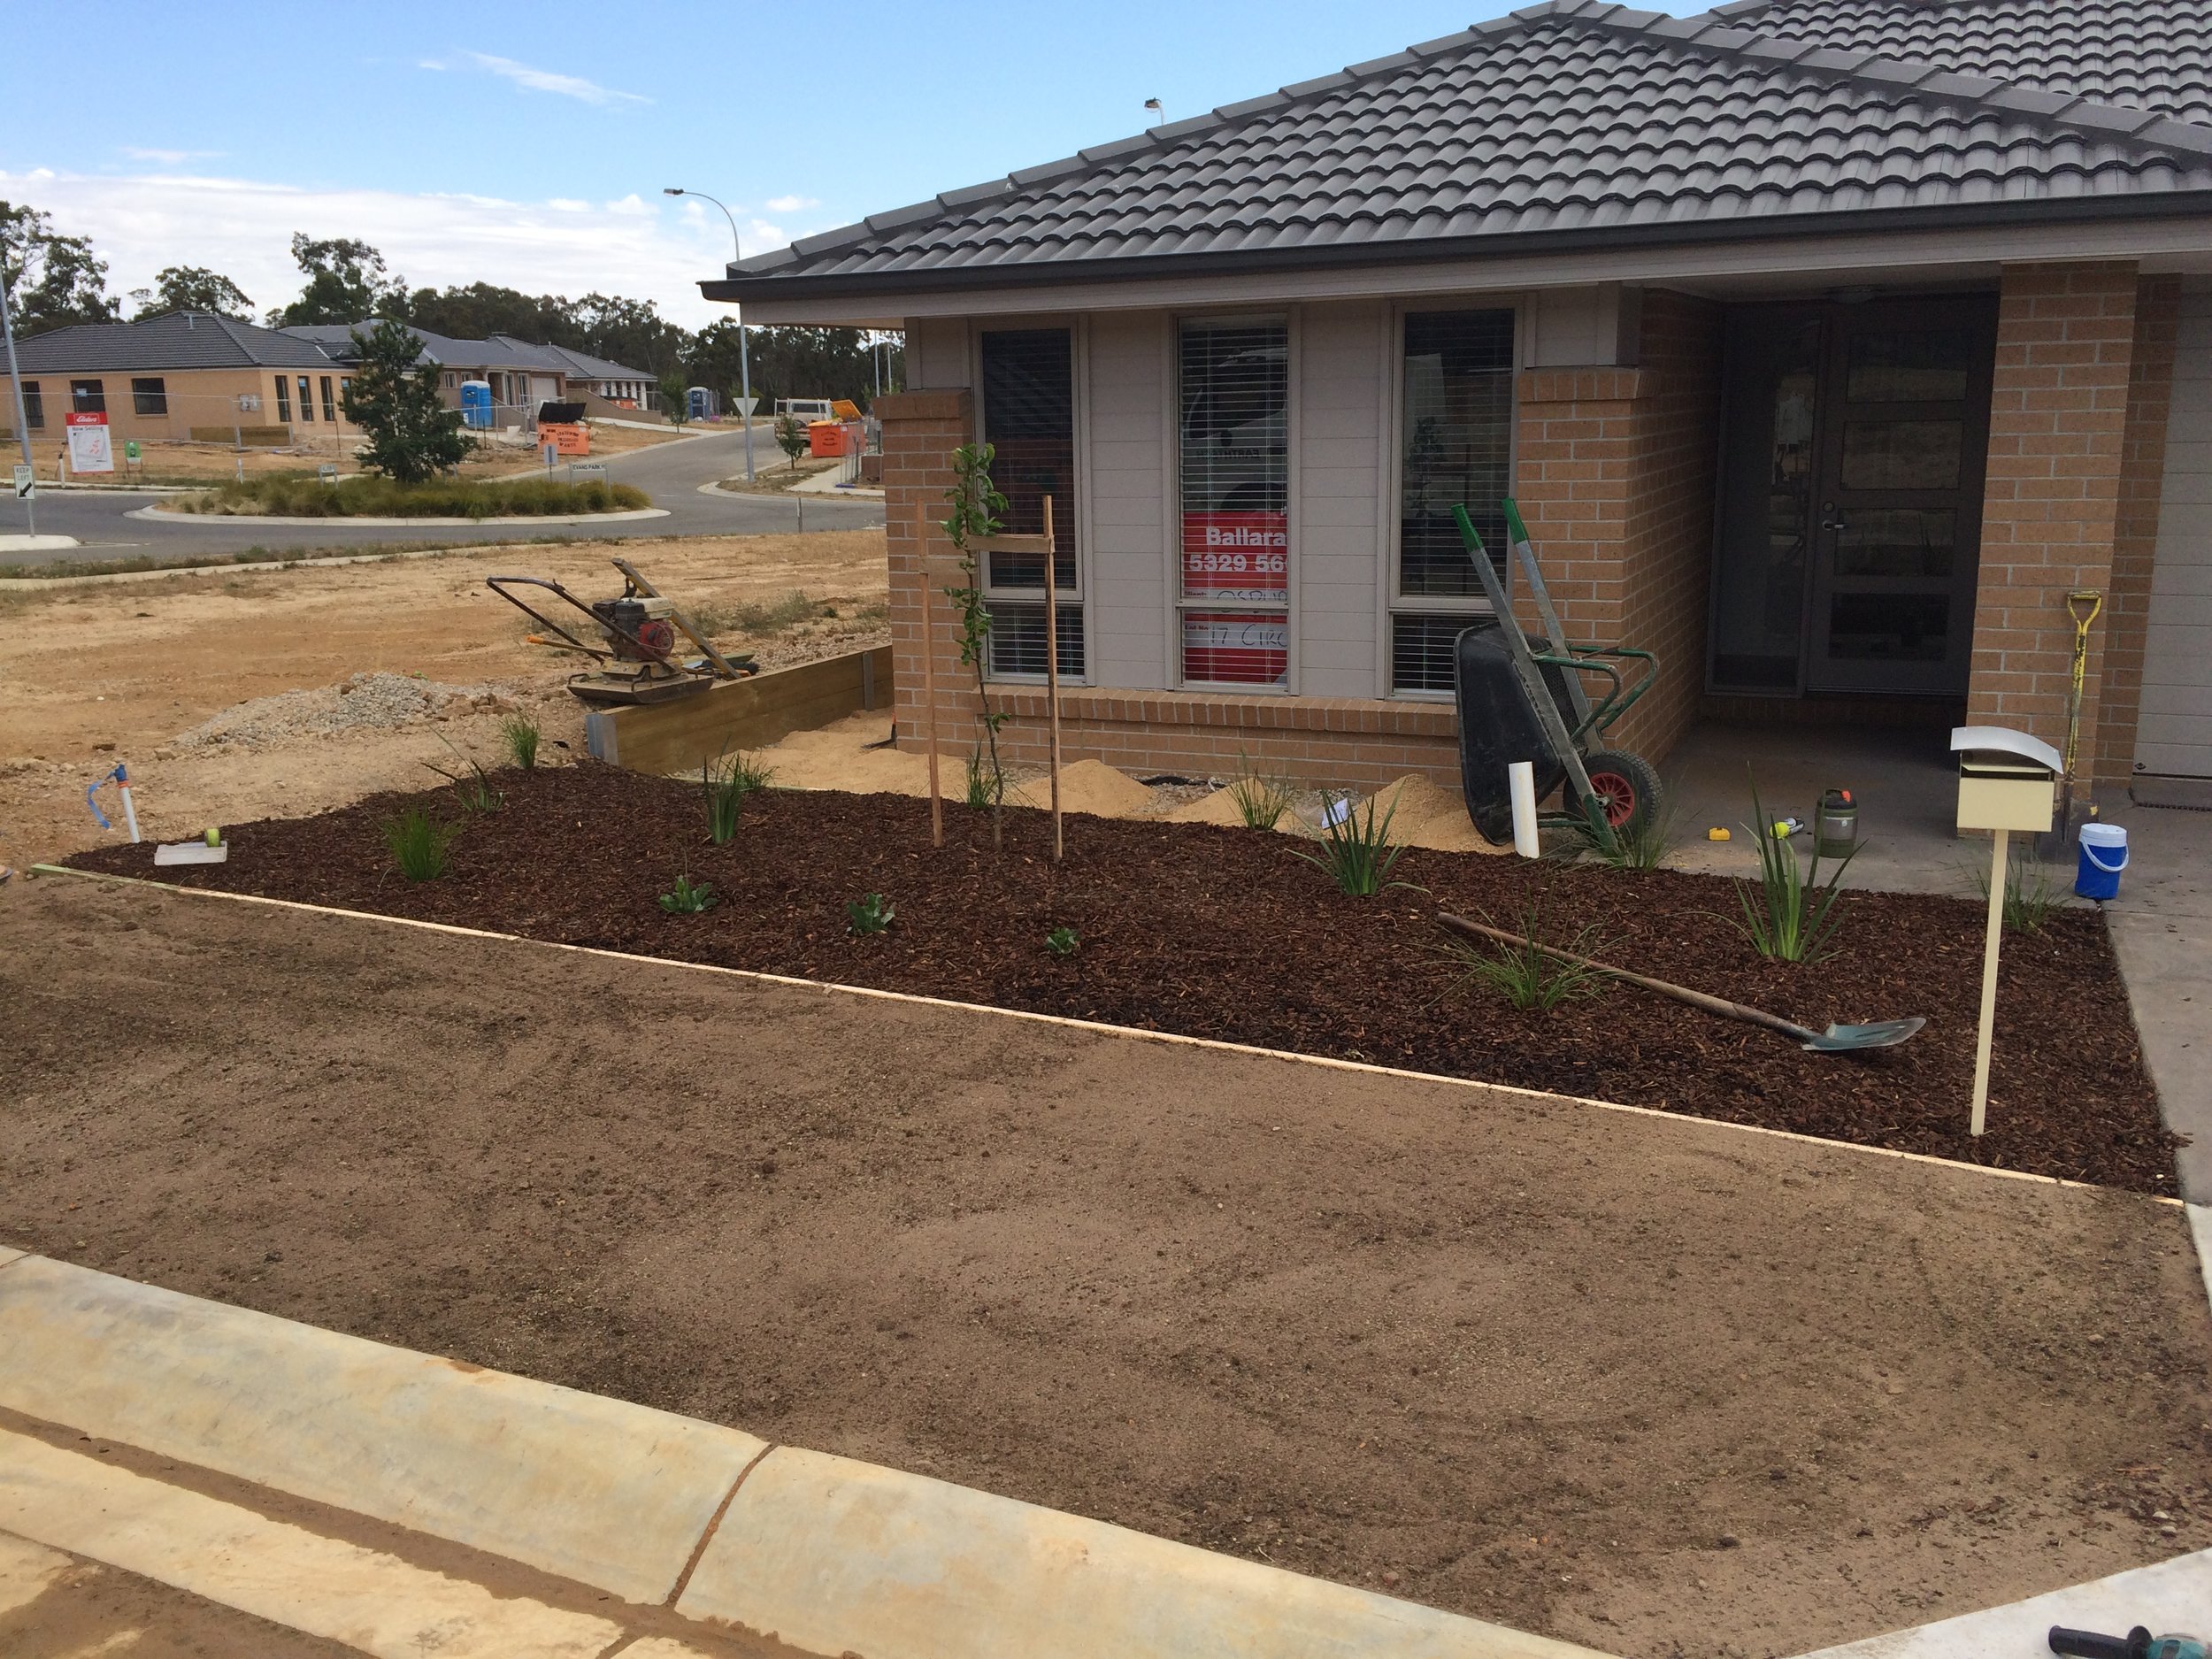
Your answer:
488;557;758;708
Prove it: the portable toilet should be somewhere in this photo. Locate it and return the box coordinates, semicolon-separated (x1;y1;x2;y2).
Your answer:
459;380;493;429
687;386;718;421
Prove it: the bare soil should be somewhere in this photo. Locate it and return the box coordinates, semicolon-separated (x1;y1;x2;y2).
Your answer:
4;876;2208;1659
0;532;887;868
71;767;2179;1193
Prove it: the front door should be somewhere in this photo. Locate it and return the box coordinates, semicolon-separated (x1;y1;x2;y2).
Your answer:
1710;296;1998;697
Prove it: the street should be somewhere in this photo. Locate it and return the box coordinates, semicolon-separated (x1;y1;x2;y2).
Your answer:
0;423;882;566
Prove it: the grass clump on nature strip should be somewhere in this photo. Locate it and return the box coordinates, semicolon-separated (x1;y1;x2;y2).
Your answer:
1441;910;1614;1013
846;892;895;935
1226;755;1298;831
658;873;718;915
1734;774;1855;962
500;714;541;771
1972;851;2070;933
166;474;649;519
1294;789;1409;897
381;808;462;880
703;748;773;844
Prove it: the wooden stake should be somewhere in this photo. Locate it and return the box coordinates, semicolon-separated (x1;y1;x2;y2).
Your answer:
1969;828;2008;1136
918;548;943;848
1042;495;1063;863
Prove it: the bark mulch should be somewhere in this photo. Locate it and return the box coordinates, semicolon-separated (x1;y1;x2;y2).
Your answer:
68;764;2179;1194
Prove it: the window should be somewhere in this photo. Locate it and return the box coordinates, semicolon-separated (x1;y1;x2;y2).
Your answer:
70;379;105;415
1391;308;1516;694
339;376;352;419
978;327;1082;681
442;373;456;389
319;376;336;424
298;375;314;422
273;376;291;422
1178;316;1288;687
131;377;168;417
19;381;42;428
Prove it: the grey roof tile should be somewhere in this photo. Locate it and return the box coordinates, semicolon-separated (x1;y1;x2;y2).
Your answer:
16;312;347;373
712;1;2212;296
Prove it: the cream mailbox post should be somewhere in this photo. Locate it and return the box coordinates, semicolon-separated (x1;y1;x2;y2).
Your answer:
1952;725;2062;1136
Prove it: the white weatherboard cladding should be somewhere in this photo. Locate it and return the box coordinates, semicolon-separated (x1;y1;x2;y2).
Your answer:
1295;300;1387;697
906;316;972;390
1086;311;1172;687
2140;287;2212;780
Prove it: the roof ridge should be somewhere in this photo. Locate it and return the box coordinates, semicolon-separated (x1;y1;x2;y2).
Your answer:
1541;0;2212;158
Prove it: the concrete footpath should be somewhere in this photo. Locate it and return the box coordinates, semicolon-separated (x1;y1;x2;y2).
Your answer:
0;1247;1603;1659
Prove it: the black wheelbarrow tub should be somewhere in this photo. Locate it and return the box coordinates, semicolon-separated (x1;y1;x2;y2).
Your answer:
1454;620;1576;844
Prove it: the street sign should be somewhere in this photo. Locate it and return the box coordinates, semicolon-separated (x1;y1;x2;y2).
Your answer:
65;411;114;474
12;464;32;500
123;440;142;462
733;396;759;418
319;463;339;483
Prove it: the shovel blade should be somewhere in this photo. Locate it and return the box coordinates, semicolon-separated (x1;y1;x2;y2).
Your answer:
1802;1017;1926;1053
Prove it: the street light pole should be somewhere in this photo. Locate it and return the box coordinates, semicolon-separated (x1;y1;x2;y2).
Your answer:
0;269;38;539
664;187;754;482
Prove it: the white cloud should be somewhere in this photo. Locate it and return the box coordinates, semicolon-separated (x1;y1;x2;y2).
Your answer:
119;146;221;165
748;219;787;250
461;51;649;107
0;167;770;329
764;195;818;213
546;197;589;212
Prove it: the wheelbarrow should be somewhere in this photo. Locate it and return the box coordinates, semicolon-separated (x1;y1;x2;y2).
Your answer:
1449;501;1663;853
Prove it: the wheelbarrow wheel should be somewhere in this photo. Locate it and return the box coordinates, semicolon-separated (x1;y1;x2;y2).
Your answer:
1582;749;1662;834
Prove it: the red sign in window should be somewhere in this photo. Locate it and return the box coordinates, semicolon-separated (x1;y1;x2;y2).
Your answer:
1181;510;1287;603
1183;610;1287;686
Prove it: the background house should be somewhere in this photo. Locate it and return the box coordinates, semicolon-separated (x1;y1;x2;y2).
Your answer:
705;0;2212;808
281;326;657;428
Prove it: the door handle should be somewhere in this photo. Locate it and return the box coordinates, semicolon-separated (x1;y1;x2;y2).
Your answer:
1819;505;1847;533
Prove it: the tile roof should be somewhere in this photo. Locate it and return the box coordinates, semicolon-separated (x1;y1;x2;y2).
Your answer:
706;0;2212;300
278;325;650;380
11;311;349;373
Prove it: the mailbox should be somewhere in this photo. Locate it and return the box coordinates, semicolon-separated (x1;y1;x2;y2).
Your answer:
1952;725;2062;834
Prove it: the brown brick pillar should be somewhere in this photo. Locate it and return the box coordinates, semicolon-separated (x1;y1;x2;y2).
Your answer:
1511;290;1721;765
1969;262;2142;795
2095;275;2182;787
875;389;984;769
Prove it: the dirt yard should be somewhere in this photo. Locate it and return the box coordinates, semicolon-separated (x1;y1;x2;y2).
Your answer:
0;532;886;867
4;876;2208;1659
36;420;698;487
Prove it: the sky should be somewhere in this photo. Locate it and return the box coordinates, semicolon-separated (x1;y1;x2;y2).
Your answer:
0;1;1693;330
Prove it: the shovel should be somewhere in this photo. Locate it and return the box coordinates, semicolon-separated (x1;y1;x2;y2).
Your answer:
1436;913;1925;1054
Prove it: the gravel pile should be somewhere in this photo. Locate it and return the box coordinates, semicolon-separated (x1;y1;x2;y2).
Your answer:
165;672;508;753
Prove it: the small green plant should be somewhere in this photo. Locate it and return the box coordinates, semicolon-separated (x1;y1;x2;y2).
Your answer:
425;734;502;814
658;873;718;914
1442;912;1613;1012
941;442;1010;847
381;807;461;880
1045;926;1081;956
846;892;895;935
964;745;1003;810
500;713;541;771
1565;797;1678;872
703;747;773;844
1294;789;1409;897
1226;756;1298;831
1732;775;1855;962
1972;851;2070;932
774;411;809;470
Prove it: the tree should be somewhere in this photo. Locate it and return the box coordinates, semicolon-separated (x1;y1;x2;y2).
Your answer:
572;292;687;377
396;281;574;348
275;234;403;326
774;412;808;472
686;324;901;417
0;202;119;334
340;318;472;483
659;365;691;427
129;265;252;320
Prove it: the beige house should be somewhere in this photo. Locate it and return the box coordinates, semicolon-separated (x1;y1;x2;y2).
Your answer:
706;0;2212;812
3;311;363;455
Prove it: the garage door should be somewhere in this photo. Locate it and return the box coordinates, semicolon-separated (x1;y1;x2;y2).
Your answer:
2139;286;2212;782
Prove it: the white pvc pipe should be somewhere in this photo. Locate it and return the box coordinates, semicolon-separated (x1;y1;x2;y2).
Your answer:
1509;761;1539;858
119;780;140;844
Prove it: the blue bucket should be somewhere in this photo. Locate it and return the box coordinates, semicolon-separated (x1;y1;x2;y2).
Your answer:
2076;822;2127;900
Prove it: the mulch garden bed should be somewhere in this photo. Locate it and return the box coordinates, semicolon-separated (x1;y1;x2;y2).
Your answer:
68;764;2178;1194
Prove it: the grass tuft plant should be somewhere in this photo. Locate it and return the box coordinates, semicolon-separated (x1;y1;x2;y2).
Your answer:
1441;910;1613;1012
1972;850;2070;932
426;735;502;814
1732;774;1855;962
1564;796;1678;872
1226;755;1298;831
381;808;461;880
658;873;718;915
703;747;773;844
1294;789;1408;897
964;745;1003;811
846;892;895;935
1045;925;1081;956
500;714;541;771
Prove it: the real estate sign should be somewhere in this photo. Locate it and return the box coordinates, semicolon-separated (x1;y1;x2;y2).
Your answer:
65;411;114;475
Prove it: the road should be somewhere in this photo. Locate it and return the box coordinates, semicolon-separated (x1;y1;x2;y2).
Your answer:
0;423;883;567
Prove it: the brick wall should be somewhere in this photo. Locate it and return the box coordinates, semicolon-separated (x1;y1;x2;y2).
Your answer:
879;388;989;774
1966;261;2146;795
2093;275;2182;786
1511;289;1723;765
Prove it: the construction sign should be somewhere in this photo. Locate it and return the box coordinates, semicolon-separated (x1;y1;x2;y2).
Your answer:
539;422;590;457
65;411;114;474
